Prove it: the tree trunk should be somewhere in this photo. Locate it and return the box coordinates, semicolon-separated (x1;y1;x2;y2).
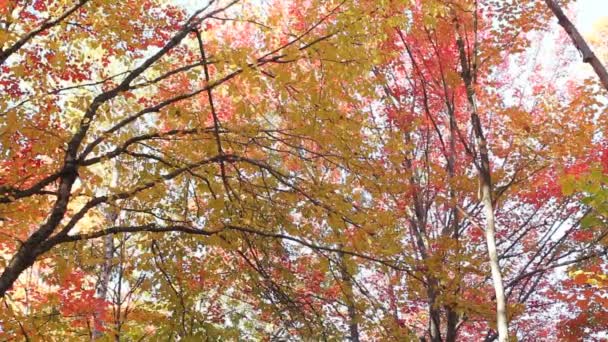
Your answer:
479;178;508;342
445;308;458;342
427;283;443;342
340;253;360;342
92;233;114;340
92;165;118;339
545;0;608;91
454;19;509;342
0;170;77;297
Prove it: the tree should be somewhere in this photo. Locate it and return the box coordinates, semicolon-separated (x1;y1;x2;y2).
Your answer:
1;0;607;340
366;0;606;340
0;0;418;338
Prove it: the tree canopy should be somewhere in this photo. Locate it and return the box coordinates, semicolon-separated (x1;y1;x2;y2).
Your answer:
0;0;607;340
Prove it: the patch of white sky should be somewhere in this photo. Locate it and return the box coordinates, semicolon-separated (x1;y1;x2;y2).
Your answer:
575;0;608;34
170;0;211;14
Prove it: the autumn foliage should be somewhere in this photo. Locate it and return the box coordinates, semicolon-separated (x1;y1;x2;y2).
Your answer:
0;0;607;340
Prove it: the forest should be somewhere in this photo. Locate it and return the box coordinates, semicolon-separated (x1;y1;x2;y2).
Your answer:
0;0;607;340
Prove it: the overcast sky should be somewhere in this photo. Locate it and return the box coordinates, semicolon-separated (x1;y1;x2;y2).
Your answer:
576;0;608;33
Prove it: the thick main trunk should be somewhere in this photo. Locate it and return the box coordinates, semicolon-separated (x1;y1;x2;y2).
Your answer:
445;308;458;342
427;283;442;342
0;171;77;297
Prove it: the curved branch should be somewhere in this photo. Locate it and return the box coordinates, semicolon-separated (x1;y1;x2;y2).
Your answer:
43;223;412;275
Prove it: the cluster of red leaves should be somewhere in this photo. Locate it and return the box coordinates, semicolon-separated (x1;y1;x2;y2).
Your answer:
57;270;110;330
